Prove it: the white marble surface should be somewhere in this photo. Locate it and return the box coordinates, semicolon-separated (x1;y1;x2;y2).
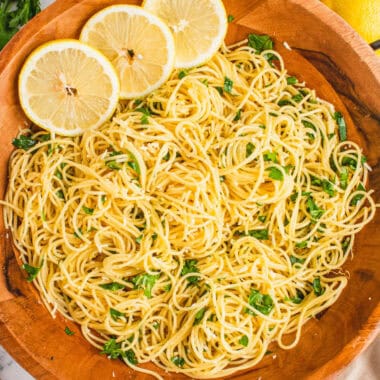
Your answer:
0;1;379;379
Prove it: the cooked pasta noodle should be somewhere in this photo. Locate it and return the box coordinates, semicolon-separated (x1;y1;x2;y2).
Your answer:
1;39;376;379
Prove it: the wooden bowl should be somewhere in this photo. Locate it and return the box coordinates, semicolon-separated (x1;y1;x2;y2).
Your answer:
0;1;379;379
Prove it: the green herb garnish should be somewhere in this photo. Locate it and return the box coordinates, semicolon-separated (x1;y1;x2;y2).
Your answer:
286;76;297;85
125;349;137;365
136;107;151;125
239;335;249;347
56;189;65;200
340;167;349;190
99;282;125;291
21;260;43;282
64;326;74;336
312;277;324;296
100;339;125;359
215;86;224;95
12;135;37;150
292;93;303;103
106;160;122;170
263;151;278;163
110;307;125;321
131;272;160;298
350;183;366;206
334;111;347;141
234;109;242;121
171;356;185;368
248;33;273;53
245;288;274;315
266;166;283;181
247;229;269;240
82;206;94;215
289;289;305;304
306;196;324;220
193;307;207;325
181;259;200;284
224;76;233;94
227;14;235;23
0;0;41;50
178;70;189;79
246;142;254;157
290;255;306;264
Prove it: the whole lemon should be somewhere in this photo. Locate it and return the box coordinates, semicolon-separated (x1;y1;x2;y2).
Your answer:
322;0;380;56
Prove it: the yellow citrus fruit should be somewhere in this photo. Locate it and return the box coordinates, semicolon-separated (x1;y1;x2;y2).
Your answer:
143;0;228;68
80;5;175;99
321;0;380;56
18;39;120;136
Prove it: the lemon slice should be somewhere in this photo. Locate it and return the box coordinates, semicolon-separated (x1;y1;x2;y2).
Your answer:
80;5;175;99
143;0;227;68
18;39;120;137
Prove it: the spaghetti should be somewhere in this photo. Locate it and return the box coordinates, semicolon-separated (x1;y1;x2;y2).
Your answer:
1;39;376;379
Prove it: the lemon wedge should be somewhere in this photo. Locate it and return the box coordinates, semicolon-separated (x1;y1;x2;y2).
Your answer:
18;39;120;136
322;0;380;56
80;5;175;99
143;0;227;68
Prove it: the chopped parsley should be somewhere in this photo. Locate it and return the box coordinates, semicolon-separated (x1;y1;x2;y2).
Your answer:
12;135;37;150
288;289;305;304
56;189;65;200
99;282;125;291
227;14;235;23
287;76;297;85
110;308;125;321
234;109;242;121
64;326;75;336
306;196;324;220
224;76;233;94
100;338;125;359
334;111;347;141
193;307;207;325
178;70;189;79
131;272;160;298
246;142;255;157
239;335;249;347
181;259;200;284
106;160;122;171
350;183;366;206
82;206;94;215
295;241;308;249
73;228;83;239
312;277;324;296
245;288;274;315
21;261;43;282
266;166;284;181
263;151;278;163
290;255;306;264
340;167;349;190
248;33;273;53
258;215;266;223
322;179;336;197
125;349;138;365
247;229;269;240
171;356;185;368
292;93;303;103
152;321;160;329
136;106;151;125
215;86;224;95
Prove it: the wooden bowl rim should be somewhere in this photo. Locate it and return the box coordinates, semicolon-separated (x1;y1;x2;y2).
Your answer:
0;0;379;379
